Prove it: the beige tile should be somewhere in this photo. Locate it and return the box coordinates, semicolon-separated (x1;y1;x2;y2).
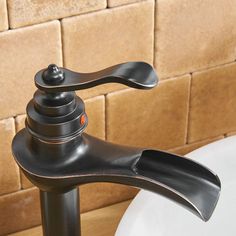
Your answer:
84;96;105;139
108;0;143;7
15;114;26;132
170;136;224;156
226;131;236;137
0;21;62;120
106;75;190;150
0;118;20;195
0;0;8;31
62;0;154;99
15;114;34;189
7;0;106;28
80;183;137;213
155;0;236;79
0;188;41;235
188;62;236;143
9;200;131;236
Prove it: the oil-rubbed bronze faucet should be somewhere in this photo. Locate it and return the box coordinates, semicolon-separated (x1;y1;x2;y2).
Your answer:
12;62;221;236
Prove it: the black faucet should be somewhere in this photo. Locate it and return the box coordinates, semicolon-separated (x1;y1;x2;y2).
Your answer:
12;62;221;236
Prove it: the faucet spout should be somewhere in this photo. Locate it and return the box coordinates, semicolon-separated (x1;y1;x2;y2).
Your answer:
77;134;221;221
12;131;221;222
133;150;221;221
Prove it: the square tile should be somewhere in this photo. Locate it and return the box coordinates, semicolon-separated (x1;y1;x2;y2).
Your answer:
7;0;106;28
0;21;62;119
155;0;236;78
106;75;190;149
0;188;40;235
188;62;236;142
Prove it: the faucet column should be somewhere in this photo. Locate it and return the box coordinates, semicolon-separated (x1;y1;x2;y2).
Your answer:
40;189;81;236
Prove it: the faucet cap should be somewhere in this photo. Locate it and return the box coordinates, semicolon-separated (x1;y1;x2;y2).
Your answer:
42;64;65;85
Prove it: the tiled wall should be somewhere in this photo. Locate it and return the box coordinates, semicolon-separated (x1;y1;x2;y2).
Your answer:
0;0;236;234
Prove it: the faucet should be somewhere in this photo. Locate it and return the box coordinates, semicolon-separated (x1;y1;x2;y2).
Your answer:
12;62;221;236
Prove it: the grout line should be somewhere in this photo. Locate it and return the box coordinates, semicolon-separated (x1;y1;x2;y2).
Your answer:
0;186;37;198
59;20;65;67
107;0;147;9
160;60;236;80
5;0;11;30
185;73;193;145
153;0;157;67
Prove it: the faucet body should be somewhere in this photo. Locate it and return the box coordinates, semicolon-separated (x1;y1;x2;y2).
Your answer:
12;63;221;236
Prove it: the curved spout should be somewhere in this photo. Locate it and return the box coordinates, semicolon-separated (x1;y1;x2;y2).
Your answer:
12;131;221;222
76;134;221;221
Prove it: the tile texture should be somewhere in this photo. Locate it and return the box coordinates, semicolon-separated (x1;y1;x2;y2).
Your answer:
0;0;8;31
0;188;40;235
155;0;236;78
188;62;236;143
0;118;20;195
80;183;137;213
7;0;106;28
107;75;190;150
0;21;62;119
84;96;105;139
170;136;224;155
62;0;154;99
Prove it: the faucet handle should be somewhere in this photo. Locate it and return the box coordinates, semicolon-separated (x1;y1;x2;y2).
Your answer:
35;62;158;92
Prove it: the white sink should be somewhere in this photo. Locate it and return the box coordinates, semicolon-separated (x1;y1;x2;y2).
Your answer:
116;136;236;236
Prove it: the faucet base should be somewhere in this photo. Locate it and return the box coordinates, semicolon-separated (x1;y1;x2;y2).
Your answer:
40;188;81;236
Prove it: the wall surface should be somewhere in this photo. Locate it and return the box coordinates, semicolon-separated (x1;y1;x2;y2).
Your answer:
0;0;236;235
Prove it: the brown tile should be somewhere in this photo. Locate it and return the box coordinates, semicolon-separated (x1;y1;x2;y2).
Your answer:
62;0;154;99
0;118;20;195
0;21;62;120
9;201;131;236
108;0;143;7
106;75;190;150
0;188;41;235
0;0;8;31
80;183;137;213
170;136;224;156
7;0;106;28
84;96;105;139
188;62;236;143
155;0;236;79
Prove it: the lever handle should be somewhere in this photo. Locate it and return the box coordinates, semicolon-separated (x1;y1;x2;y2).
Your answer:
35;62;158;92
